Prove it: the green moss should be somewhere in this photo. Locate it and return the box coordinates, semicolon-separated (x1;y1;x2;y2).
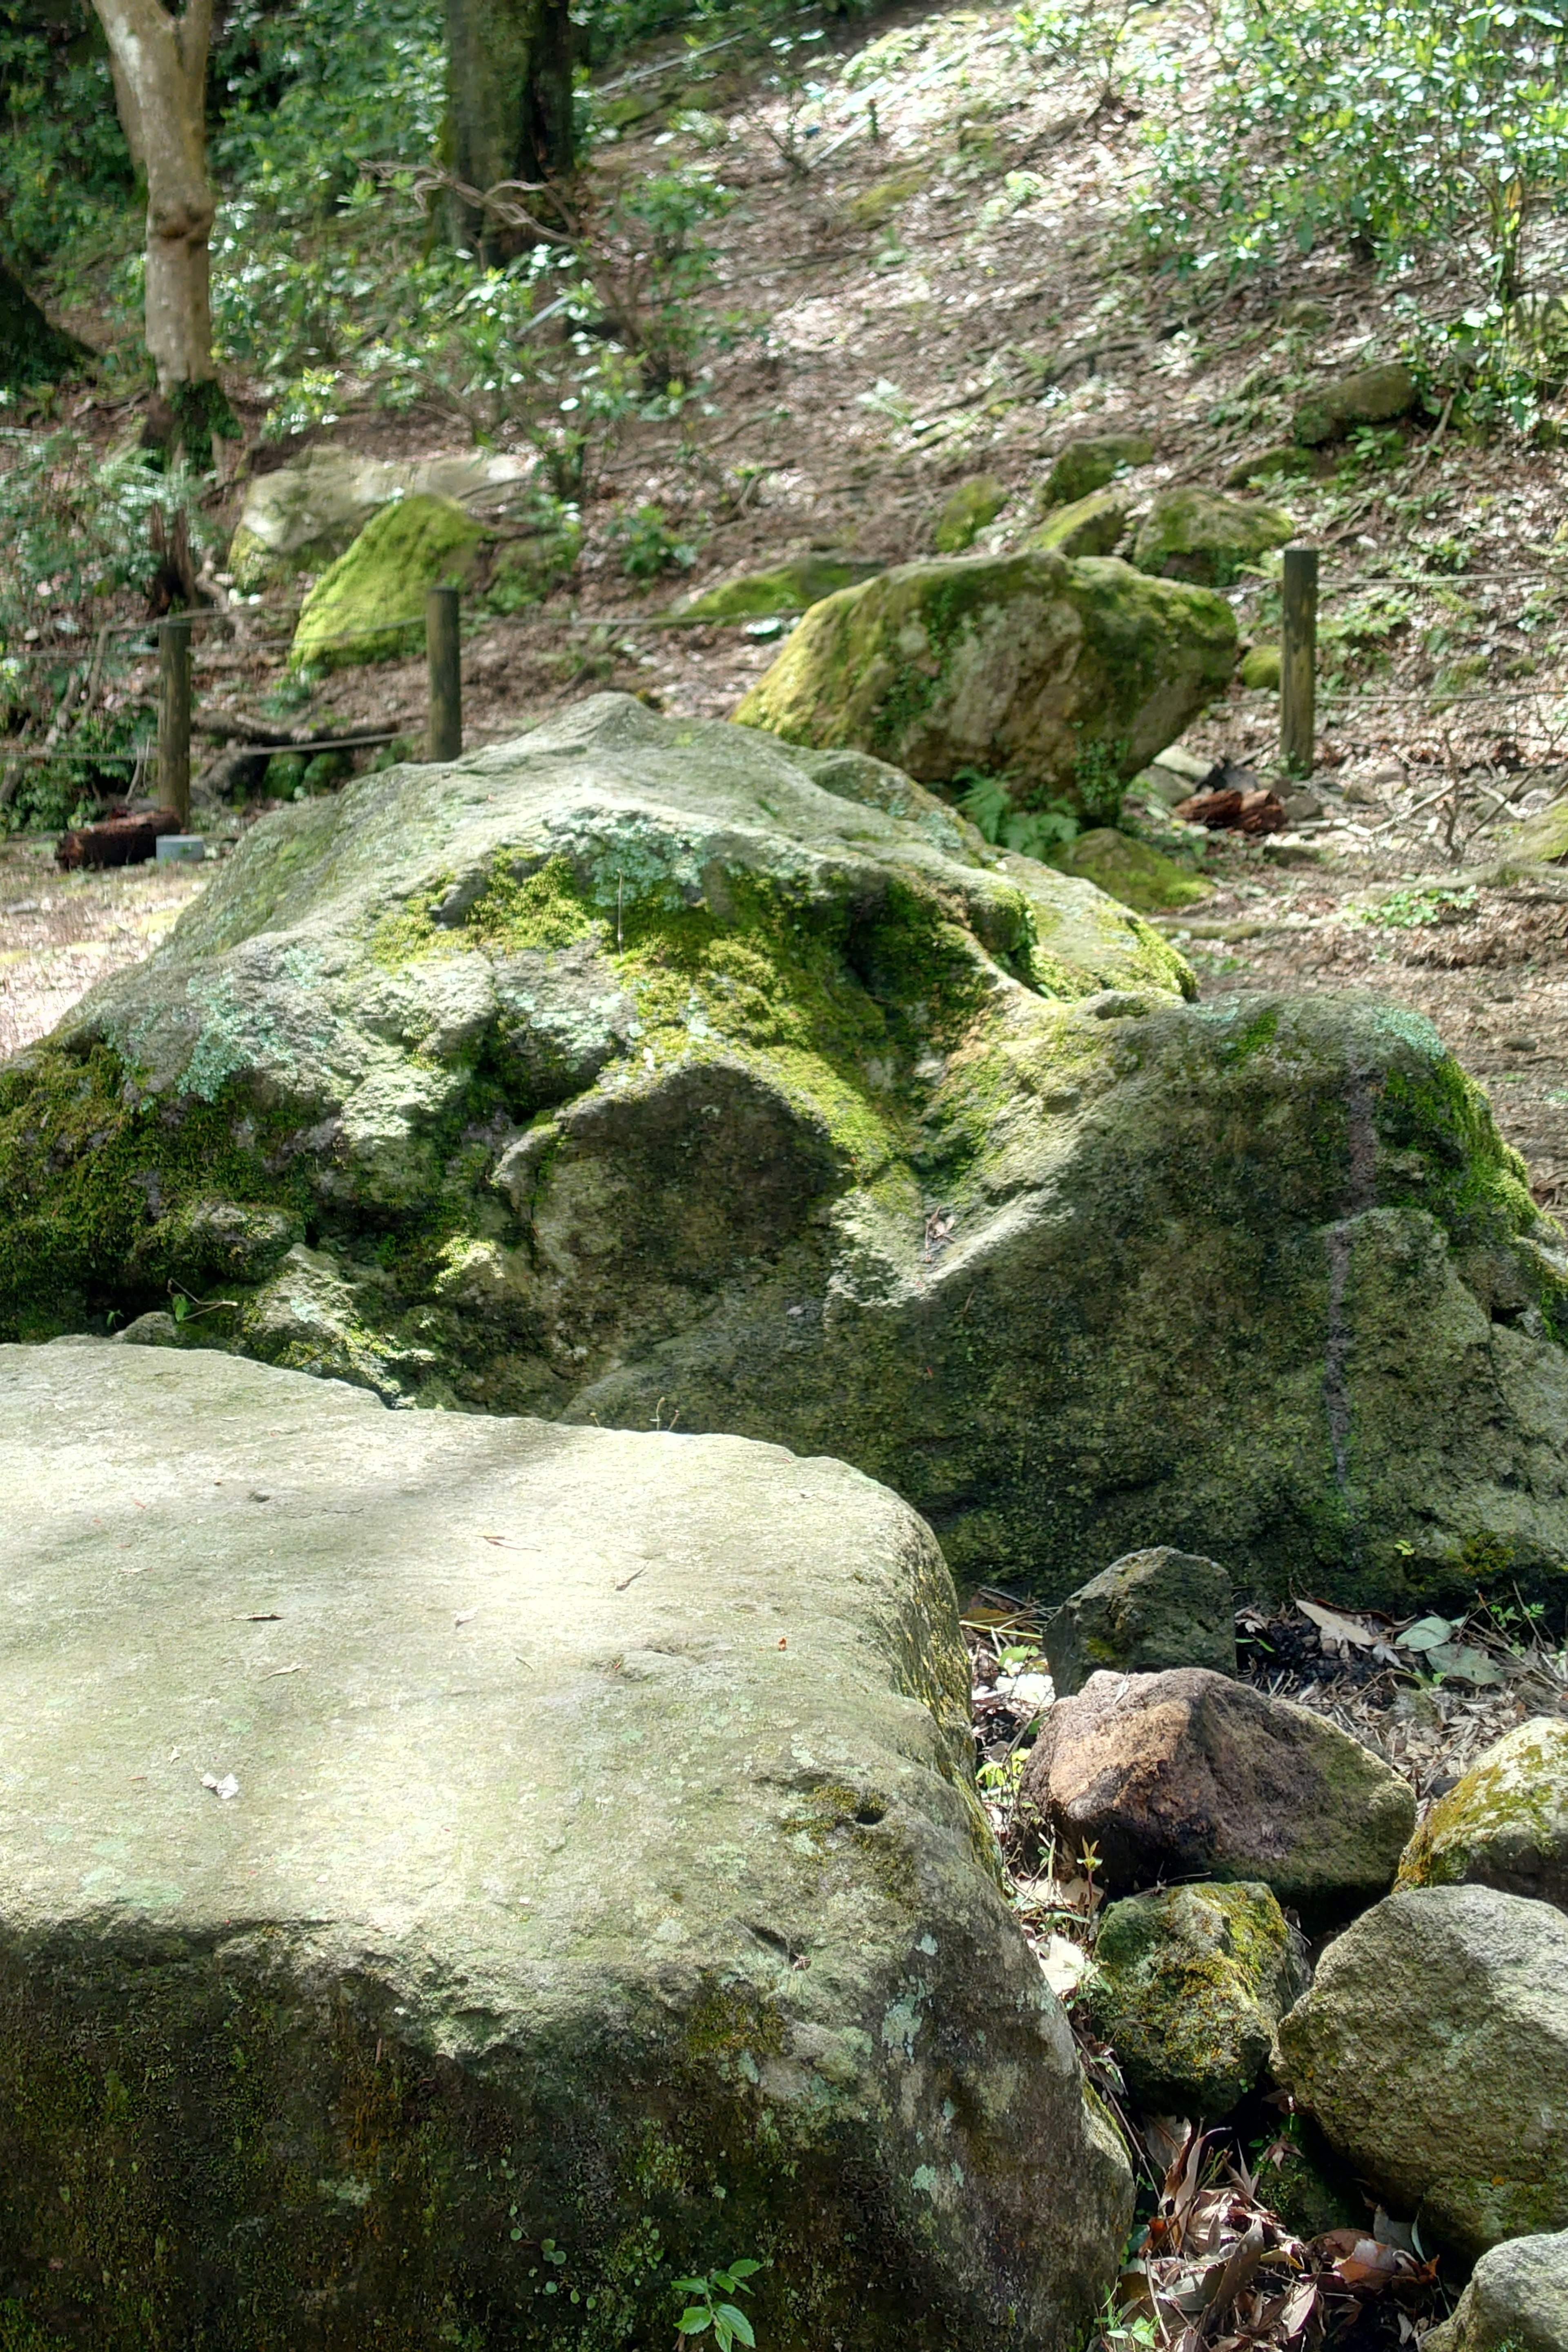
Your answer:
1379;1058;1548;1250
290;494;486;673
467;856;605;955
932;477;1007;556
1086;1882;1298;2116
673;555;883;622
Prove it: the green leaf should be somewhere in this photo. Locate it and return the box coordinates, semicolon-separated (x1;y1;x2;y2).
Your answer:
677;2313;711;2335
717;2306;756;2346
725;2260;763;2281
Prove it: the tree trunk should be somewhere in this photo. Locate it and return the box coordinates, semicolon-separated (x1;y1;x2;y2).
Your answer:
0;260;93;391
445;0;575;262
90;0;234;461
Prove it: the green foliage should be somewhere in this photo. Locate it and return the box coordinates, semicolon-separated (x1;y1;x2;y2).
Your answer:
0;0;131;277
611;501;702;579
956;768;1081;858
674;2258;762;2352
1360;883;1478;929
1137;0;1568;306
1071;735;1130;830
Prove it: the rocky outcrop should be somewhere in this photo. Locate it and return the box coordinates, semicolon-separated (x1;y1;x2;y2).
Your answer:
1086;1880;1307;2114
0;1339;1131;2351
1275;1884;1568;2256
733;549;1238;803
1044;1548;1236;1696
1422;2229;1568;2352
5;696;1568;1611
1398;1717;1568;1911
1017;1669;1416;1922
1131;490;1295;589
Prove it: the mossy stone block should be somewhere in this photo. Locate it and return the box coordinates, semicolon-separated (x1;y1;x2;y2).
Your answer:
1045;1545;1236;1696
1131;490;1295;589
933;477;1008;555
1397;1717;1568;1911
1225;444;1319;489
1025;493;1128;560
1042;434;1153;508
1294;362;1420;448
1241;644;1282;691
1046;827;1214;913
673;553;883;623
290;494;486;671
1087;1882;1307;2115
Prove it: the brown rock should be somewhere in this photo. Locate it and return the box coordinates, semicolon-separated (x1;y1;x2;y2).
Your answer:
1017;1668;1415;1924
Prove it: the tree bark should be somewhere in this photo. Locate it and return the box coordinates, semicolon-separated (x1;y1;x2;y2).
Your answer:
0;261;93;391
445;0;575;262
89;0;225;425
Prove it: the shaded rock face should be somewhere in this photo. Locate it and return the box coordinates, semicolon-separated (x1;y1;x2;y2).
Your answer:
1044;1548;1237;1696
1017;1669;1416;1923
1086;1881;1307;2114
1131;490;1295;589
733;548;1238;803
4;696;1568;1611
1397;1717;1568;1911
0;1341;1132;2352
1424;2229;1568;2352
1275;1884;1568;2257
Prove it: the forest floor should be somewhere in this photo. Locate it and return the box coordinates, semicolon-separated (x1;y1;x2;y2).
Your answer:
9;0;1568;1211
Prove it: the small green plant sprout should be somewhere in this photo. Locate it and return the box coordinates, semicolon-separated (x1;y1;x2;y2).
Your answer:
1358;882;1476;930
1092;2282;1160;2352
673;2260;762;2352
954;768;1080;858
612;502;703;581
168;1283;238;1324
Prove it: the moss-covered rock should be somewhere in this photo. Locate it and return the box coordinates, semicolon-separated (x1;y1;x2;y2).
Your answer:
0;1340;1133;2352
1042;435;1153;508
671;554;884;623
6;695;1568;1612
230;447;533;592
1087;1882;1307;2115
1045;1547;1236;1695
1503;800;1568;866
1293;363;1420;449
1025;494;1128;560
933;478;1008;555
1131;490;1295;589
290;493;487;670
1241;644;1283;692
733;550;1238;805
1225;445;1319;490
1045;827;1214;913
1274;1884;1568;2257
1397;1717;1568;1911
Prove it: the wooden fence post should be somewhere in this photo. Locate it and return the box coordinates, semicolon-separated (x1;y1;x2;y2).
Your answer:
1280;542;1319;780
157;617;191;824
427;587;462;762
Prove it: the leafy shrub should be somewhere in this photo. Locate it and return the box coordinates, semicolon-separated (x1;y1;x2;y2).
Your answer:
611;501;703;579
955;767;1081;858
0;0;131;276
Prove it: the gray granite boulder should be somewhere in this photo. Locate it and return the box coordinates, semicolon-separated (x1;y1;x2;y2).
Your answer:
1423;2228;1568;2352
1276;1885;1568;2256
0;1339;1131;2350
1044;1548;1236;1696
1398;1717;1568;1912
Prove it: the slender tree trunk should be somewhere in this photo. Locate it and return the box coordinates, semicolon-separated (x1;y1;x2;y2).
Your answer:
445;0;575;262
90;0;234;459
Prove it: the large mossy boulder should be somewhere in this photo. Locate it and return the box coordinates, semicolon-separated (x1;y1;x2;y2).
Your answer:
1025;493;1129;561
733;550;1238;804
4;695;1568;1611
290;492;487;670
932;477;1008;554
1086;1881;1307;2116
1131;490;1295;589
0;1340;1131;2351
1397;1717;1568;1910
1275;1884;1568;2256
229;447;532;591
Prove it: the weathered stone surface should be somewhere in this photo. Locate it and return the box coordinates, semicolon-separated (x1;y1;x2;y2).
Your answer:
1025;493;1128;560
1131;490;1295;589
1240;644;1282;692
1018;1669;1416;1922
229;445;533;589
1275;1885;1568;2256
1423;2229;1568;2352
734;550;1238;802
0;1339;1131;2351
1044;828;1213;913
933;477;1008;554
673;552;884;623
1086;1881;1307;2115
1293;363;1421;449
1398;1717;1568;1911
1045;1548;1236;1696
1042;434;1154;508
6;695;1568;1610
290;493;486;670
1225;445;1318;489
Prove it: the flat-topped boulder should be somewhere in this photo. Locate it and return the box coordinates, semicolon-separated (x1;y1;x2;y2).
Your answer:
3;695;1568;1610
0;1340;1131;2350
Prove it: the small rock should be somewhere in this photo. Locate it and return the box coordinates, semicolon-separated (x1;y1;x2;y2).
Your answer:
1293;363;1421;448
1132;489;1296;589
1042;433;1154;508
1018;1667;1416;1923
1275;1884;1568;2256
1044;1546;1236;1697
1241;644;1283;692
1086;1880;1307;2115
109;1312;183;1348
1045;830;1214;915
673;552;884;623
1225;445;1319;489
1422;2227;1568;2352
1397;1717;1568;1912
1025;492;1129;559
931;477;1008;554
